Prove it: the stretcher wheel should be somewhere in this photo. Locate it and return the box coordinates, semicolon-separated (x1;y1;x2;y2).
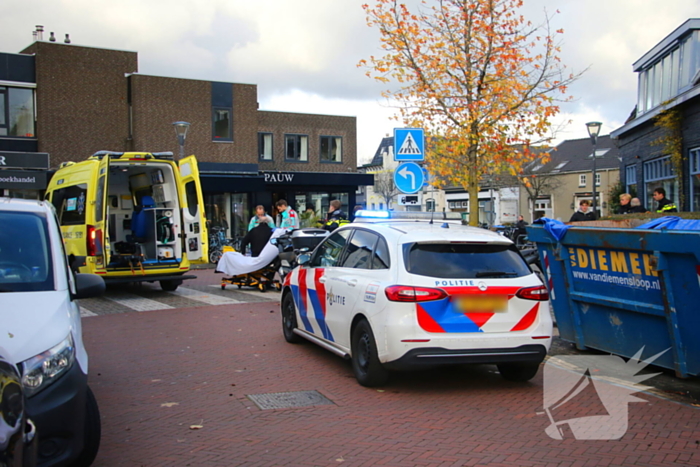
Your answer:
237;284;242;289
221;284;226;290
258;283;266;292
275;283;282;291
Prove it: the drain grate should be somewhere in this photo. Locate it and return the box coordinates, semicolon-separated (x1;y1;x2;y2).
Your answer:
247;390;335;410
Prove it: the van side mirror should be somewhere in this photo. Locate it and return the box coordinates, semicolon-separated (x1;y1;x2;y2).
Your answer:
72;273;106;300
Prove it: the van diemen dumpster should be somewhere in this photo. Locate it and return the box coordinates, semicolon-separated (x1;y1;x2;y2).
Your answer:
527;220;700;378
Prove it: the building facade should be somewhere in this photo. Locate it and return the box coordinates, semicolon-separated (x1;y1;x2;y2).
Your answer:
612;19;700;212
0;37;371;239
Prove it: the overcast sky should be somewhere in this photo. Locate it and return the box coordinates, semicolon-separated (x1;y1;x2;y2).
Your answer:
1;0;698;164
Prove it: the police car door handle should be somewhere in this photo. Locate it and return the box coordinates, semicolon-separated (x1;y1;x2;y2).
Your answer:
318;276;327;283
347;279;358;287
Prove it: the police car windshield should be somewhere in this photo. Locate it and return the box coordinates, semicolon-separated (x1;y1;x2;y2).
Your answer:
403;243;531;279
0;211;54;292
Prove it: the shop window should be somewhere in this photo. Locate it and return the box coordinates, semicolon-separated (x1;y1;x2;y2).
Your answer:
690;148;700;211
258;133;273;160
213;108;232;141
320;136;342;163
0;86;35;137
644;156;677;209
285;134;308;161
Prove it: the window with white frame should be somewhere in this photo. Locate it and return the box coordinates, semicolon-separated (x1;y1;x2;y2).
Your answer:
644;156;677;210
258;133;273;161
626;165;637;195
690;148;700;211
579;174;586;187
285;134;308;161
0;86;35;137
320;136;342;163
595;173;601;186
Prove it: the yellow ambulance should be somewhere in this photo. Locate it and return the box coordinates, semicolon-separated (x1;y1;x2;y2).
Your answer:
45;151;208;291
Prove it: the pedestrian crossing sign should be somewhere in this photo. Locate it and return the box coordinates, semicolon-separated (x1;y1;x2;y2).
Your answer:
394;128;425;161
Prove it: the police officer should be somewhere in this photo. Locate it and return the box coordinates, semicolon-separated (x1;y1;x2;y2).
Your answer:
322;200;349;232
652;187;678;213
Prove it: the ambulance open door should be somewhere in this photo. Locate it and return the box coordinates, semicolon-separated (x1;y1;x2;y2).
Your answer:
93;154;111;269
178;155;208;264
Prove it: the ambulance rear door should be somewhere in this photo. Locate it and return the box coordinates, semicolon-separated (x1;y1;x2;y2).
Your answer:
178;155;208;263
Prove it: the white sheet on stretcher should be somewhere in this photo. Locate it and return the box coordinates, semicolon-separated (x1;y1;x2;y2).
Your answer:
216;228;286;277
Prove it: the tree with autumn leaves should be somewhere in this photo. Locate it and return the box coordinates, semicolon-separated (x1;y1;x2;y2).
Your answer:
360;0;582;225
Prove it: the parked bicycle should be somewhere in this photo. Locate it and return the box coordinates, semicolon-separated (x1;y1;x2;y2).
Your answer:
208;227;240;264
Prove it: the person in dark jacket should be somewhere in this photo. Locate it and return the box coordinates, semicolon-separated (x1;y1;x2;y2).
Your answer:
321;200;349;232
569;200;597;222
617;193;632;214
239;222;273;257
652;187;678;213
629;197;647;213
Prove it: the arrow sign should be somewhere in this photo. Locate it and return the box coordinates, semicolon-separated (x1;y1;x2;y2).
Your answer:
394;162;424;194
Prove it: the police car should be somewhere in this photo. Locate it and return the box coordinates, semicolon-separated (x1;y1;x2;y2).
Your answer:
280;211;552;387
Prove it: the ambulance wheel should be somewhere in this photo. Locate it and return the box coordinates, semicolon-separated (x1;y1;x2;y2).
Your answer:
282;293;303;344
71;385;101;467
160;280;181;291
351;320;389;387
497;362;541;382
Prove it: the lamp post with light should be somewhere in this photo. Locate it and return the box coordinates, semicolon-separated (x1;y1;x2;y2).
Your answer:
586;121;602;215
172;121;191;160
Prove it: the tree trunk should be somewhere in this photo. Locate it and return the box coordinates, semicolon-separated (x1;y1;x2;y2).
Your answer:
468;145;480;226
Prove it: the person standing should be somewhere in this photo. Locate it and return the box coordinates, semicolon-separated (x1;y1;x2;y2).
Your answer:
247;205;275;231
275;199;299;230
629;198;647;213
617;193;632;214
515;215;528;244
569;200;597;222
652;187;678;213
321;200;349;232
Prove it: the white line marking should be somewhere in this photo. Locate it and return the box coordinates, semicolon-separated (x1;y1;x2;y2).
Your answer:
105;292;174;312
173;287;242;305
80;307;97;317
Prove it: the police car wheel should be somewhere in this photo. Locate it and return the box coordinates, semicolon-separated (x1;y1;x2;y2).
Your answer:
497;362;541;382
282;293;303;344
351;320;389;387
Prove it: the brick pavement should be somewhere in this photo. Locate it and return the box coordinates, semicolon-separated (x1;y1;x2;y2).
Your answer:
82;297;700;467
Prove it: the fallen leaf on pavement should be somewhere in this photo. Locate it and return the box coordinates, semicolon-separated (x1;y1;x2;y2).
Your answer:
161;402;179;408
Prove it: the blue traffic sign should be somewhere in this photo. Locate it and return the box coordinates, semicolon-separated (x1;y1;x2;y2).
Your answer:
394;128;425;161
394;162;424;194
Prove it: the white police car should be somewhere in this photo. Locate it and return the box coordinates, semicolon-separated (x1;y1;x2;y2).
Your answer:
0;198;104;466
281;211;552;386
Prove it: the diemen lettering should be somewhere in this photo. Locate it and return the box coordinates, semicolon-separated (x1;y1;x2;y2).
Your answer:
569;247;657;277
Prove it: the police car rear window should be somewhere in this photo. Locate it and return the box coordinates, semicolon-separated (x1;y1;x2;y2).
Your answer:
403;243;531;279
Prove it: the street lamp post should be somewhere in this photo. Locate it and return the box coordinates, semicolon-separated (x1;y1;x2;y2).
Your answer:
172;121;191;160
586;121;602;216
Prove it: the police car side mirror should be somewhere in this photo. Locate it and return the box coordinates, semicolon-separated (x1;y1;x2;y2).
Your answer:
297;254;311;266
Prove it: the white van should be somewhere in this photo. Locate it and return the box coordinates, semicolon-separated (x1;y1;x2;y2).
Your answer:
0;197;105;466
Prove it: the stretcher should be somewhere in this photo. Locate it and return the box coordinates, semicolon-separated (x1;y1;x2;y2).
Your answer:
216;229;285;292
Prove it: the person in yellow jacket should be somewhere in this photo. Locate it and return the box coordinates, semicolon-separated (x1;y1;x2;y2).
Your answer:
320;200;350;232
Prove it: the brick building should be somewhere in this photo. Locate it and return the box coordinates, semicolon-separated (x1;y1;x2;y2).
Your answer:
0;36;370;238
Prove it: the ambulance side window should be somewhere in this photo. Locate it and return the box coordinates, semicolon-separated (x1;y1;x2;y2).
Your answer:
185;181;198;217
50;184;88;226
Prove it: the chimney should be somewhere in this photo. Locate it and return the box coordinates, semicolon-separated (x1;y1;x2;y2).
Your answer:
32;30;37;42
35;25;44;41
49;32;56;42
64;34;71;44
